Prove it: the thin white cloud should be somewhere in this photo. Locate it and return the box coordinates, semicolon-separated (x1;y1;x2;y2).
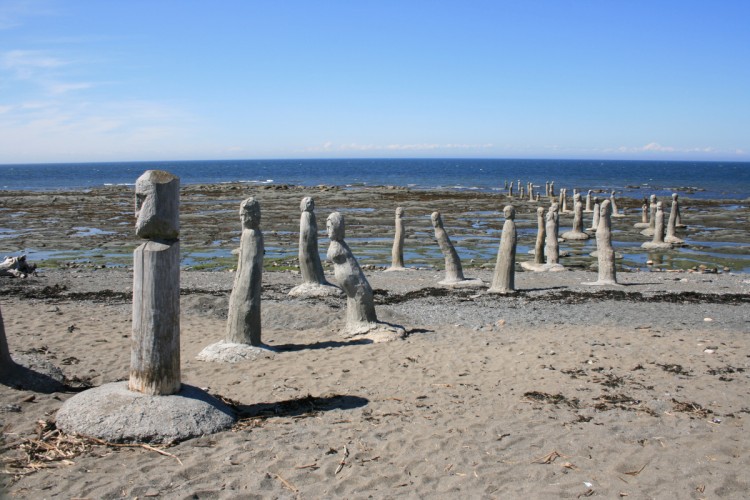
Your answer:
306;142;494;153
0;0;56;30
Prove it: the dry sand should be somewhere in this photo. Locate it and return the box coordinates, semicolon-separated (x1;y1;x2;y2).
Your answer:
2;267;750;499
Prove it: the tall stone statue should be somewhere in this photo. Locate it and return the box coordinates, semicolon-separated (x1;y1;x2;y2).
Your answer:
522;207;546;272
130;170;181;395
488;205;517;294
584;200;620;286
528;182;535;202
385;207;408;271
541;203;566;271
588;197;600;231
507;183;514;198
327;212;404;341
641;194;658;236
665;195;685;245
289;197;341;296
561;192;590;240
584;190;593;213
57;170;234;443
634;197;650;229
560;188;569;213
642;201;673;250
549;181;555;197
431;211;484;287
672;193;687;228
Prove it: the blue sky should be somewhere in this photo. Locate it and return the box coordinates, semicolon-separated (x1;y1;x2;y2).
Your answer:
1;0;748;164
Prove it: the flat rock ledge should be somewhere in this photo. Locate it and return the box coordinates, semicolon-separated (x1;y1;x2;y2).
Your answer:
197;341;277;363
55;382;236;443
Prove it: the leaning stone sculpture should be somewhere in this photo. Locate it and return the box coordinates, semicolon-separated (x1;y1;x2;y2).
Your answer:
199;198;276;362
583;200;620;286
326;212;404;342
289;197;341;296
488;205;517;294
665;195;685;245
56;170;234;443
522;207;547;272
431;211;484;287
641;201;673;250
385;207;409;271
561;192;590;240
641;195;658;236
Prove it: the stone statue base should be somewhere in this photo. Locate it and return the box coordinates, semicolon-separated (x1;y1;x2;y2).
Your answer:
56;382;235;443
590;250;623;259
633;222;650;229
664;235;685;245
383;266;413;272
582;279;623;286
520;262;566;272
640;228;655;237
197;341;277;363
438;277;485;288
487;286;516;295
342;322;406;343
641;241;673;250
560;230;590;240
288;282;342;298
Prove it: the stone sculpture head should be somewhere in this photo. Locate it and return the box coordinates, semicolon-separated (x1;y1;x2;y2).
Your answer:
134;170;179;239
650;194;657;203
326;212;345;241
300;196;314;213
546;203;558;220
656;201;663;211
395;207;404;218
600;199;612;217
537;206;545;218
240;197;261;230
430;211;443;228
672;193;678;201
503;205;515;220
574;193;582;202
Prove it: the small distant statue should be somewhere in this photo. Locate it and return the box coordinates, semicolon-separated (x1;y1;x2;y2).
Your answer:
488;205;517;294
584;200;620;286
610;190;625;217
289;197;341;297
327;212;404;341
665;194;685;245
522;207;547;272
543;203;565;271
588;197;600;231
199;198;275;362
634;197;650;229
641;194;658;236
561;192;590;240
641;201;673;250
672;193;687;228
431;211;483;287
385;207;409;272
584;190;593;213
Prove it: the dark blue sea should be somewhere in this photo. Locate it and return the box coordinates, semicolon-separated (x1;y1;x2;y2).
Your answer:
1;158;749;200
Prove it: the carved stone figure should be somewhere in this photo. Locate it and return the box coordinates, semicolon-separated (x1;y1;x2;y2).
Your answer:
610;190;625;217
561;192;590;240
665;195;685;245
588;197;600;231
584;200;620;286
488;206;517;294
385;207;409;271
634;198;650;229
641;195;658;236
584;190;593;213
560;188;569;213
289;197;341;296
431;211;483;287
641;201;673;250
327;212;404;341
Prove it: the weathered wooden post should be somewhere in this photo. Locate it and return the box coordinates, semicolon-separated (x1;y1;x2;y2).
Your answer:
130;170;181;396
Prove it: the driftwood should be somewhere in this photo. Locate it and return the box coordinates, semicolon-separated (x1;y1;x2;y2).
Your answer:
0;255;37;278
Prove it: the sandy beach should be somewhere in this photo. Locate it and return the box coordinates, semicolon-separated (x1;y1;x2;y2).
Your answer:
2;264;750;498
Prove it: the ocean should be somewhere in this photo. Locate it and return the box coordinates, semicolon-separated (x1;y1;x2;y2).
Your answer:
1;158;749;200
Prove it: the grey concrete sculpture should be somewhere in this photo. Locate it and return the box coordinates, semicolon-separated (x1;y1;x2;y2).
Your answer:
549;181;555;197
633;198;650;229
488;205;517;294
561;192;590;240
327;212;404;341
665;196;685;245
528;182;535;202
522;207;546;272
57;170;234;442
289;197;342;295
641;195;658;236
385;207;410;272
588;197;600;231
528;203;566;272
560;188;569;213
584;190;593;213
583;200;620;286
508;183;514;198
610;190;625;217
431;211;484;287
641;201;673;250
545;181;550;197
